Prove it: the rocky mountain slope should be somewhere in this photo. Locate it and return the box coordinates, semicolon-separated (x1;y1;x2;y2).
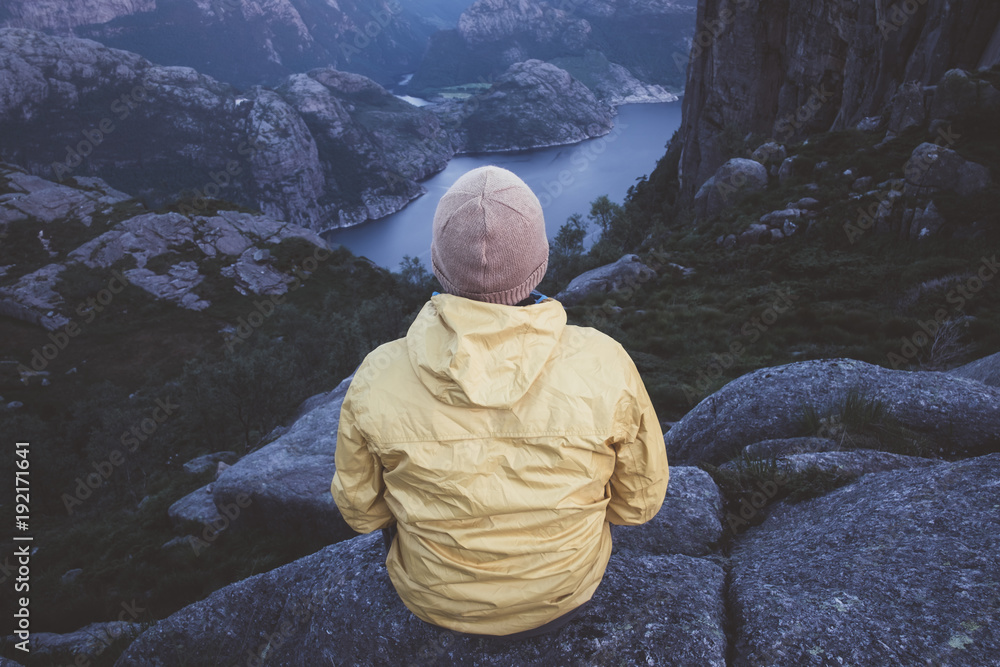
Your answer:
0;28;455;231
0;0;430;88
409;0;696;101
433;59;616;153
98;354;1000;666
0;162;328;329
678;0;1000;200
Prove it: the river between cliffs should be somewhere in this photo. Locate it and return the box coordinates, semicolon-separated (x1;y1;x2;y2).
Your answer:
323;101;683;269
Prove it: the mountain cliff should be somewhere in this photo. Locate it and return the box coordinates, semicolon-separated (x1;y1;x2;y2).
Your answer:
433;59;616;153
0;0;429;88
0;28;454;231
678;0;1000;200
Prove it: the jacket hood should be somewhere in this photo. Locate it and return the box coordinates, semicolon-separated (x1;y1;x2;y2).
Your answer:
406;293;567;409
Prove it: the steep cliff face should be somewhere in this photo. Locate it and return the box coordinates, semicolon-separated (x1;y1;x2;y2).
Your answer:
276;68;454;226
0;0;428;87
678;0;1000;200
0;29;452;230
409;0;697;96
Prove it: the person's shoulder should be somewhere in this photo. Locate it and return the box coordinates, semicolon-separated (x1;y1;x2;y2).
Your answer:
559;324;630;359
350;338;410;391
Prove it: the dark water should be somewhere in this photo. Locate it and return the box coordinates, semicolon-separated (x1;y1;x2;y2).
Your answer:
324;102;683;269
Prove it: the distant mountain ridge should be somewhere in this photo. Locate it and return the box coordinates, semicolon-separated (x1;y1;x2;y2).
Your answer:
0;0;434;87
0;28;627;231
409;0;697;98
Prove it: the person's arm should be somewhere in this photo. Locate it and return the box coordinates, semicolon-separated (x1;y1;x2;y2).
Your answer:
330;383;394;534
606;352;669;526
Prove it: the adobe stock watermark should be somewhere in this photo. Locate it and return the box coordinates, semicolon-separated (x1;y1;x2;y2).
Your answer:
50;80;156;182
717;81;836;206
339;0;403;63
188;493;252;556
672;0;753;73
225;244;333;352
725;466;789;534
49;600;148;666
536;121;629;208
17;270;131;375
887;255;998;369
61;396;181;514
408;628;459;667
844;124;960;244
241;588;334;667
383;72;499;191
878;0;931;39
172;138;268;217
706;81;835;212
771;83;836;144
683;288;800;406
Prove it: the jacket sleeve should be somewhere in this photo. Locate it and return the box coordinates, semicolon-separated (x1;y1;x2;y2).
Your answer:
330;381;394;534
606;352;669;526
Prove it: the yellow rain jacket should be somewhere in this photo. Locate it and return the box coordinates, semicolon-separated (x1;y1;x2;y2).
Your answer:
330;293;669;635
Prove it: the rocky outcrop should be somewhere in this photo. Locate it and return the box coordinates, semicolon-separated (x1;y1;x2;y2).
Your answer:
742;437;839;459
555;254;657;306
0;29;451;231
678;0;1000;200
851;138;995;240
0;0;155;32
437;59;614;153
693;158;768;219
116;532;727;667
0;168;131;226
275;68;454;226
119;453;729;666
949;351;1000;387
68;209;325;294
210;374;356;550
2;0;427;89
167;484;222;529
182;451;238;475
5;621;140;666
664;358;1000;465
0;164;332;326
101;348;1000;664
904;142;992;198
723;449;941;479
457;0;591;50
731;454;1000;666
552;51;680;105
612;466;722;557
0;263;70;330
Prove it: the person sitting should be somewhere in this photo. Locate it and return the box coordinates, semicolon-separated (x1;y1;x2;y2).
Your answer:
331;165;669;638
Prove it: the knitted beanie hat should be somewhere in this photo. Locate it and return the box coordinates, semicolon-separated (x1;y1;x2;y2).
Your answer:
431;166;548;306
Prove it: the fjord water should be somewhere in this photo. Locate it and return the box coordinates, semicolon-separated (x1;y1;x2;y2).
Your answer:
324;102;683;269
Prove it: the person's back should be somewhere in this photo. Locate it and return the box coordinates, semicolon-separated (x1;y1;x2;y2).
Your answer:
331;165;669;637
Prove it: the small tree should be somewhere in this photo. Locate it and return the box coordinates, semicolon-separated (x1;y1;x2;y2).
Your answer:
588;194;647;254
549;214;589;284
589;195;620;236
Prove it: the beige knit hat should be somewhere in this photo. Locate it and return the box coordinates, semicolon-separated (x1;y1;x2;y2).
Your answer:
431;166;548;306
